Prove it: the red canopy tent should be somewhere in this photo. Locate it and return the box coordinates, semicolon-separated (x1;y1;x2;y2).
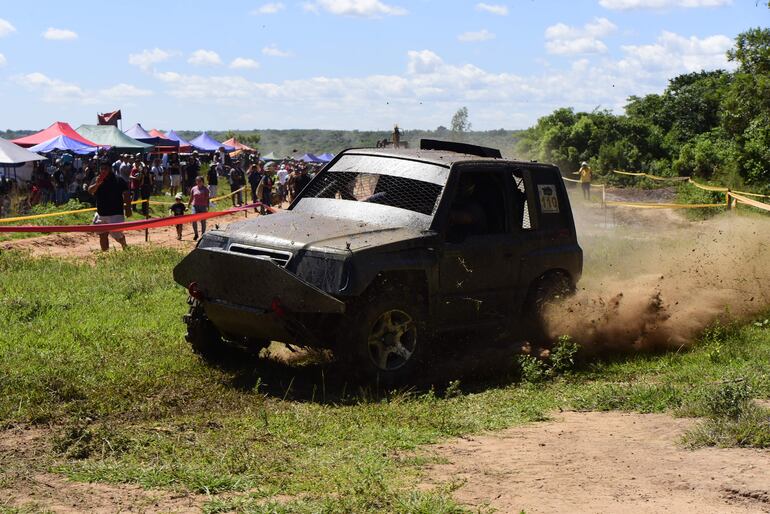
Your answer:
148;129;167;139
222;137;254;151
12;121;100;148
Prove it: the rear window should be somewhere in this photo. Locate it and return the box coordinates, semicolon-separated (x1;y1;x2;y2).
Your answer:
301;155;445;216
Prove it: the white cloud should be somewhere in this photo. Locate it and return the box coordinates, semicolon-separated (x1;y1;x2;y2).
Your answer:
43;28;78;41
262;44;292;57
251;2;285;14
99;83;153;99
619;30;733;73
458;29;496;42
230;57;260;69
14;72;152;104
0;18;15;38
475;3;508;15
303;0;407;17
129;48;175;71
0;53;6;67
188;49;222;66
545;17;617;55
600;0;731;10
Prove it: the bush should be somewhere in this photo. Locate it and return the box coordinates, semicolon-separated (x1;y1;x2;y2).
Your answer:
703;378;752;420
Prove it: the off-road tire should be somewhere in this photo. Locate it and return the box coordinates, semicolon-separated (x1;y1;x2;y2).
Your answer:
338;284;430;387
183;299;225;362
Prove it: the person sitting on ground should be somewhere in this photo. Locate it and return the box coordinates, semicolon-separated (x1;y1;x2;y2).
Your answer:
170;192;187;240
88;161;131;252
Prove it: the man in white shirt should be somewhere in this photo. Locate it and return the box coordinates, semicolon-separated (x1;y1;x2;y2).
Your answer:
276;165;289;203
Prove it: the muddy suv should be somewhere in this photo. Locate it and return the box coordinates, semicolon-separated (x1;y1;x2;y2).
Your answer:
174;140;582;384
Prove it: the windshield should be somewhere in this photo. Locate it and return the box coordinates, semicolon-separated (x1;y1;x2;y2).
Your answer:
299;154;447;216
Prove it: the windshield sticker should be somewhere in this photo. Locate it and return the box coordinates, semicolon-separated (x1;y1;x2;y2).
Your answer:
537;184;559;213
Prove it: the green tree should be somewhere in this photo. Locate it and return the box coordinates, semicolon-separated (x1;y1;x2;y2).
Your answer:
451;107;471;133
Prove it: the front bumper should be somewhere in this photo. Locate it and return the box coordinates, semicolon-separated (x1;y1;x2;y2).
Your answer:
174;248;346;341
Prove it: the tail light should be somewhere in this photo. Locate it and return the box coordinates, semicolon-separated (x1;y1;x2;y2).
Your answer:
271;297;286;318
187;282;204;300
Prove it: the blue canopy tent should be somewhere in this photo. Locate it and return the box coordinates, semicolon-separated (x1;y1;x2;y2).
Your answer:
189;132;234;153
318;153;335;162
297;153;325;164
28;135;99;155
124;123;179;149
165;130;193;152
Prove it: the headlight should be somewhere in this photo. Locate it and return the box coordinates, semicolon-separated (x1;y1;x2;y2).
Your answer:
197;233;228;249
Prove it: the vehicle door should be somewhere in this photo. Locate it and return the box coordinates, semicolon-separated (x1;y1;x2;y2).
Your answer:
436;168;520;328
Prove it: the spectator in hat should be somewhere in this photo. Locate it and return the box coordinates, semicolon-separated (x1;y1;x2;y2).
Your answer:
170;192;187;240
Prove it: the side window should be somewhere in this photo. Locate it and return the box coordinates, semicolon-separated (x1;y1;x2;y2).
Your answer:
446;171;508;242
512;171;532;230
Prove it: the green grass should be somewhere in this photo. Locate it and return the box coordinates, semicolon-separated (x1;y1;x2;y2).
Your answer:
0;248;768;511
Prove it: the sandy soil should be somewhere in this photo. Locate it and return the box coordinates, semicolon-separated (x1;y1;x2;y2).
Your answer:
423;411;770;513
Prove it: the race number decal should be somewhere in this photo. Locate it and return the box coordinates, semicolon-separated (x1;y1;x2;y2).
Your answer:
537;184;560;213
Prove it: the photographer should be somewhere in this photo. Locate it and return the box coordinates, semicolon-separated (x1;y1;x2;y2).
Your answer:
88;161;132;252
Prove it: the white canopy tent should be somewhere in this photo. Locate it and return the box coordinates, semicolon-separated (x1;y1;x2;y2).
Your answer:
0;136;46;183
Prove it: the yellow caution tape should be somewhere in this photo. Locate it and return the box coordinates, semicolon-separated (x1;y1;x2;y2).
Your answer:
0;186;249;224
731;189;770;199
729;192;770;212
687;178;729;192
613;170;690;182
605;201;725;209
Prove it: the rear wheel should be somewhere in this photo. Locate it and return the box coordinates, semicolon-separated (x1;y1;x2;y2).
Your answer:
524;271;575;343
339;285;430;387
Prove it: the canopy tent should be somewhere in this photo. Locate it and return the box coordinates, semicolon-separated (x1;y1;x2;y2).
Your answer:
261;152;280;161
27;135;99;155
12;121;99;148
124;123;179;148
318;153;335;162
222;137;254;152
165;130;193;152
76;125;152;151
297;153;325;164
0;137;47;165
149;129;168;139
189;132;234;153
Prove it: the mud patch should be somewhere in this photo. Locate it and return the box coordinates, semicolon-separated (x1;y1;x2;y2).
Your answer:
423;411;770;513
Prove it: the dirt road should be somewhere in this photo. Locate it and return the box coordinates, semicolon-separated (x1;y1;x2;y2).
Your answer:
424;411;770;513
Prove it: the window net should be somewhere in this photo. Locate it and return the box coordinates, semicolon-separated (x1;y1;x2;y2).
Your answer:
302;171;442;216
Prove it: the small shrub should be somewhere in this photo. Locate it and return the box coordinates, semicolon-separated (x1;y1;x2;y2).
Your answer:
703;378;752;420
550;335;581;375
517;355;547;383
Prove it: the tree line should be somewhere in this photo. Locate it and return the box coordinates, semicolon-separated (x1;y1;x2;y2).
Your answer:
515;27;770;191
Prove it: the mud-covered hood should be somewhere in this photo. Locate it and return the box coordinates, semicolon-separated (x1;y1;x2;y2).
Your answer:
221;211;430;252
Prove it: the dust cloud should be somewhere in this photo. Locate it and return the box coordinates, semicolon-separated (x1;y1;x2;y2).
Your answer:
545;207;770;353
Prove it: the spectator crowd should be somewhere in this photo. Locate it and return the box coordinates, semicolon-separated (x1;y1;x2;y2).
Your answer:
0;146;322;221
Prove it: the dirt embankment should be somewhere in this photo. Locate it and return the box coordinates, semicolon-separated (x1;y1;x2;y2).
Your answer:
424;411;770;514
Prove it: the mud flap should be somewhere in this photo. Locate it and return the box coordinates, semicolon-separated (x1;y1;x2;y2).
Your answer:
173;249;345;314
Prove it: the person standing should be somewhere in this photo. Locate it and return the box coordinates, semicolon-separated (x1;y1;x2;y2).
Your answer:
259;168;273;214
393;124;401;149
168;154;181;197
52;160;67;205
188;176;210;241
138;163;154;216
206;160;219;202
276;164;289;203
185;152;200;195
575;161;592;200
170;192;187;240
88;161;131;252
151;158;164;195
229;165;245;206
247;163;261;206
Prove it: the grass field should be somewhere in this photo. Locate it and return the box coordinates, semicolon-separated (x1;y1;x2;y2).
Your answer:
0;243;768;512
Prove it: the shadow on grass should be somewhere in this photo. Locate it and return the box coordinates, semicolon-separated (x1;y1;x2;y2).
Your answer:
201;334;536;403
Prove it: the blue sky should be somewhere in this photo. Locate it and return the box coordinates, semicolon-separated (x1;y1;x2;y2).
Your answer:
0;0;766;131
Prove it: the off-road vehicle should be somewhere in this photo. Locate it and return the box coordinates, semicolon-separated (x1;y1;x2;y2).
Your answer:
174;140;582;383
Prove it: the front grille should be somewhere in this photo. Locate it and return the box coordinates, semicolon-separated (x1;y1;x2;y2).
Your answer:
228;244;292;267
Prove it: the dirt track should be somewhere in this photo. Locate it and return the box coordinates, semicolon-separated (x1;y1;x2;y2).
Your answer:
424;411;770;513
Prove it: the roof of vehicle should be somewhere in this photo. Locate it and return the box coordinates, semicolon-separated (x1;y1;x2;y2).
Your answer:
341;147;559;170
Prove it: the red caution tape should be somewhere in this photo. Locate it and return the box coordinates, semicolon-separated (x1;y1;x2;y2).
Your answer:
0;203;276;233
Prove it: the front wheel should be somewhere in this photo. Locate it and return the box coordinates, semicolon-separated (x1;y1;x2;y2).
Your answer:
338;286;430;387
183;300;225;362
524;271;575;343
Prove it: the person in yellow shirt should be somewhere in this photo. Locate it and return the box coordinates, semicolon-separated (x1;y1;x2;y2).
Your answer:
575;161;592;200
